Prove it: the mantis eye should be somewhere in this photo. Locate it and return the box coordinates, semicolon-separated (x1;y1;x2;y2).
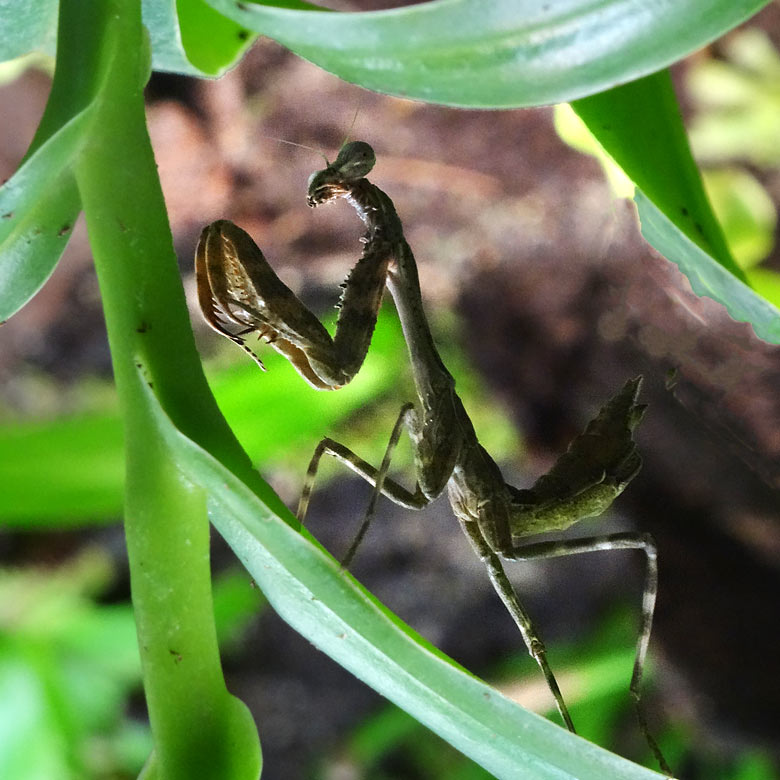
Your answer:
333;141;376;181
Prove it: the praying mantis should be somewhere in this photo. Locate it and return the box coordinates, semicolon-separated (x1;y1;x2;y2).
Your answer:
196;141;672;775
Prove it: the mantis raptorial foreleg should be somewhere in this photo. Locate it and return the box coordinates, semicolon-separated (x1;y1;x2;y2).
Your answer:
196;141;672;776
195;145;387;390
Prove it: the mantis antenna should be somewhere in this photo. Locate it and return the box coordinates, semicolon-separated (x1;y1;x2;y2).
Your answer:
266;136;329;167
263;107;364;167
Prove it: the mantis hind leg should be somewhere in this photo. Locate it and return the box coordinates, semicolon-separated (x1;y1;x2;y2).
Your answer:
458;517;577;733
506;531;672;776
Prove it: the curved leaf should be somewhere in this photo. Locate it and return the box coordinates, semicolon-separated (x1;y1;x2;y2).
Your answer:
0;0;58;62
1;0;127;322
636;189;780;343
144;0;322;75
142;0;258;77
202;0;771;106
141;0;201;75
144;379;664;780
70;0;263;772
572;71;742;278
565;72;780;342
3;1;773;99
176;0;256;76
0;0;249;78
0;113;85;321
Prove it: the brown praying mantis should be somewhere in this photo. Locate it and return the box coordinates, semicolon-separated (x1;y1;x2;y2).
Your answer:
195;141;672;775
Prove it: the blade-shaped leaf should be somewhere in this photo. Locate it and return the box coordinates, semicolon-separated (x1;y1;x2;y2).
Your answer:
177;0;256;76
0;111;87;321
0;0;250;78
636;189;780;343
143;380;664;780
572;70;741;278
1;0;126;322
0;0;58;62
141;0;202;76
570;71;780;342
143;0;257;76
201;0;771;106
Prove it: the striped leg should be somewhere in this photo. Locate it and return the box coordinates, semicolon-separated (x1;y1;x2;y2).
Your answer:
505;531;671;776
296;404;428;566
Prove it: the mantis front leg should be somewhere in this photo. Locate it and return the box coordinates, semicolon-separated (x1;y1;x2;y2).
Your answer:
196;220;391;389
196;142;390;390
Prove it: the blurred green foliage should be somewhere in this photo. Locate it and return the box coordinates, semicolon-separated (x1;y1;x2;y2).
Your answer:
688;28;780;306
689;28;780;167
0;550;145;778
0;309;521;527
0;550;265;779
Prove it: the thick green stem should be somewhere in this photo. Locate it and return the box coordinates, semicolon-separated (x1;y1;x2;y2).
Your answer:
51;0;264;776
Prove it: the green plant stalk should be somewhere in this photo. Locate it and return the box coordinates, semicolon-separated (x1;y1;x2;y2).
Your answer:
55;0;263;776
20;4;106;161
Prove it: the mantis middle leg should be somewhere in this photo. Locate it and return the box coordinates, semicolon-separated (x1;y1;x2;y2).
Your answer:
297;402;439;566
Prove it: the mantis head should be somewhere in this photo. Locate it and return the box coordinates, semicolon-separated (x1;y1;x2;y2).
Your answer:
307;141;376;206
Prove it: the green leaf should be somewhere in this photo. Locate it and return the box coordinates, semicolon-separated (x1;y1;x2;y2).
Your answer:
343;613;671;777
0;116;84;322
0;0;58;62
141;0;203;76
0;0;127;323
145;380;664;780
146;0;325;75
573;71;741;278
41;1;264;773
635;189;780;343
176;0;256;75
201;0;771;106
0;0;247;78
567;71;780;342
